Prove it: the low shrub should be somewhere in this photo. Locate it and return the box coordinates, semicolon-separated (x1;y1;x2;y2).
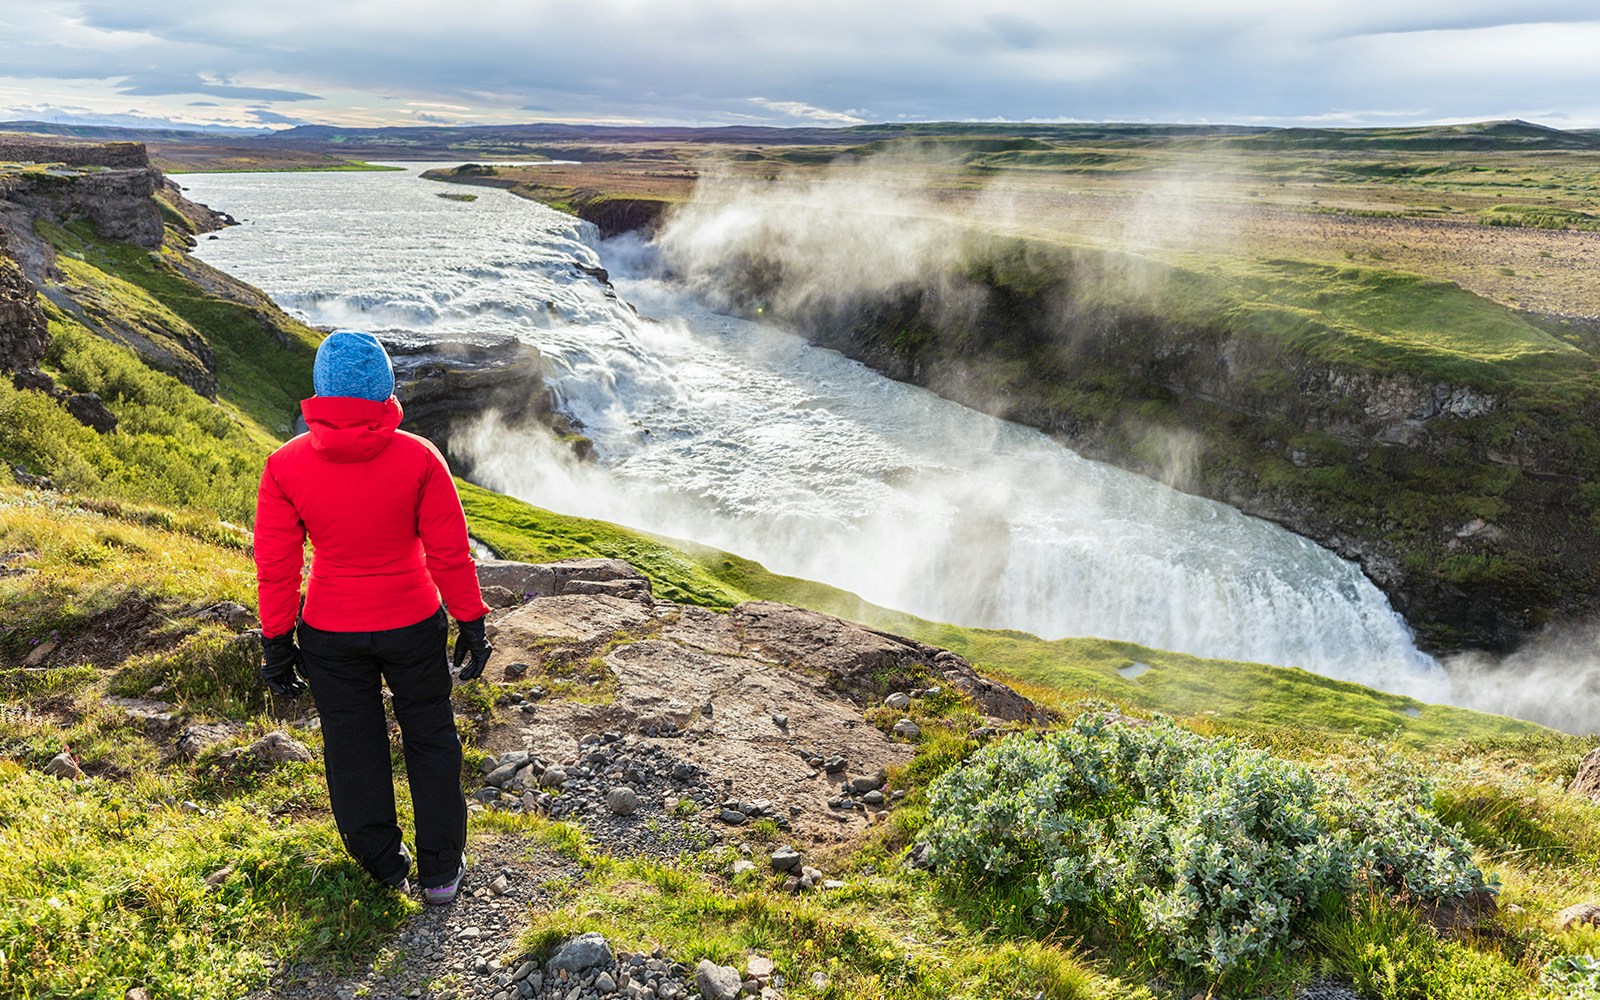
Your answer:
920;714;1494;976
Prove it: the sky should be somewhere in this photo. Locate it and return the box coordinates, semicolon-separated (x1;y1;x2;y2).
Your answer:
2;1;1600;131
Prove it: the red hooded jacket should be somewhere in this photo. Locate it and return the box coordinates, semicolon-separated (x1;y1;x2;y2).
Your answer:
253;396;490;638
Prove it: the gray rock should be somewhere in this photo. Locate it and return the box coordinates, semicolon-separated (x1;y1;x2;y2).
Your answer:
595;971;617;994
606;786;640;816
485;762;520;787
849;776;880;794
770;846;802;872
883;692;911;710
694;960;741;1000
490;874;510;896
1558;902;1600;931
892;718;921;739
547;932;615;974
862;789;885;806
731;859;757;876
719;808;748;825
540;765;569;788
1572;747;1600;801
42;752;83;780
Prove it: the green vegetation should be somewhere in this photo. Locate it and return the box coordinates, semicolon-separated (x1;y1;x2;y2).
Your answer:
7;130;1600;999
514;833;1109;1000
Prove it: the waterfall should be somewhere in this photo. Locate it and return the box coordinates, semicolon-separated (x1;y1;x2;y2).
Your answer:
182;164;1447;701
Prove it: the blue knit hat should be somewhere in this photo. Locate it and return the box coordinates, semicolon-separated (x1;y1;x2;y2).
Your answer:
313;330;395;401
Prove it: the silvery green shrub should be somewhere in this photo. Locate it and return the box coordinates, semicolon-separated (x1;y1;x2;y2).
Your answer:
922;714;1492;974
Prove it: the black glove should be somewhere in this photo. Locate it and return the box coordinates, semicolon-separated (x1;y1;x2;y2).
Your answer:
260;633;307;698
453;616;493;681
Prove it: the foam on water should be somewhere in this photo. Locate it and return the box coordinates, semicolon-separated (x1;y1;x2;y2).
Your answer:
182;164;1447;700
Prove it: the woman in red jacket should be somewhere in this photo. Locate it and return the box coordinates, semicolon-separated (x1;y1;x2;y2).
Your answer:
253;329;492;906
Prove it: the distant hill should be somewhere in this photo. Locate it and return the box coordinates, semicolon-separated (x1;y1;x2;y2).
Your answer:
9;118;1597;161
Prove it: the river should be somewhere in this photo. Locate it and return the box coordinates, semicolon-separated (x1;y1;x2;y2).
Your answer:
179;163;1447;700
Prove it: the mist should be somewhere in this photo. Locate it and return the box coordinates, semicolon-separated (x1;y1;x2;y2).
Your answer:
1447;627;1600;735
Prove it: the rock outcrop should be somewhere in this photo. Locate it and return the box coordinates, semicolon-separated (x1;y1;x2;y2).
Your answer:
0;234;48;376
385;337;585;470
476;557;652;607
481;584;1038;842
1571;747;1600;801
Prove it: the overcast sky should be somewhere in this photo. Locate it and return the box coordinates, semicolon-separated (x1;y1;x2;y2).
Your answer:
3;1;1599;131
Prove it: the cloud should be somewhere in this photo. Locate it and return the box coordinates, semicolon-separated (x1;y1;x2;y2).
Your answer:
3;1;1600;127
116;72;322;102
748;98;867;125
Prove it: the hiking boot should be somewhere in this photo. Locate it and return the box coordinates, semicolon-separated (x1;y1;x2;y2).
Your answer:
380;845;413;892
423;861;466;906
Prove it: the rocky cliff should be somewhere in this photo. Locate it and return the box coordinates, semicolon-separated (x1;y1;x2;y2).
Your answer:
666;237;1600;653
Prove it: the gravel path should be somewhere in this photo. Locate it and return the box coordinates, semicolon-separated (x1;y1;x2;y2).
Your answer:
244;838;576;1000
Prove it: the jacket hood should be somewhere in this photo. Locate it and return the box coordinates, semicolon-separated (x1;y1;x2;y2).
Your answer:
300;396;404;463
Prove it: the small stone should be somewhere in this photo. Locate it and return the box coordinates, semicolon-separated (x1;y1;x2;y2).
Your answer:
42;752;83;780
596;971;617;994
180;800;203;813
606;786;640;816
770;846;802;872
541;765;569;788
823;755;847;773
719;808;748;825
125;989;150;1000
822;879;846;890
485;762;519;787
771;714;788;730
863;790;885;806
513;961;538;982
731;859;757;876
490;874;510;896
849;776;879;794
746;956;774;979
883;692;911;710
474;787;501;803
810;971;828;989
460;926;482;939
695;960;741;1000
892;718;921;739
1558;902;1600;931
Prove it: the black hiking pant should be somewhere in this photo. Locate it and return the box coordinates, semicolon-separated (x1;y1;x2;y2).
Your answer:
299;606;466;889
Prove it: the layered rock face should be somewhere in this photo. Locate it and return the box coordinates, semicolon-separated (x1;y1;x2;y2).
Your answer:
0;235;48;375
386;337;585;469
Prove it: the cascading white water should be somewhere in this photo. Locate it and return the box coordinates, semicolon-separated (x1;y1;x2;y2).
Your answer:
181;164;1448;700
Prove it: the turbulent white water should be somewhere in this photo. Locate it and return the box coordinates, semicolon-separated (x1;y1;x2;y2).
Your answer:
181;164;1447;700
